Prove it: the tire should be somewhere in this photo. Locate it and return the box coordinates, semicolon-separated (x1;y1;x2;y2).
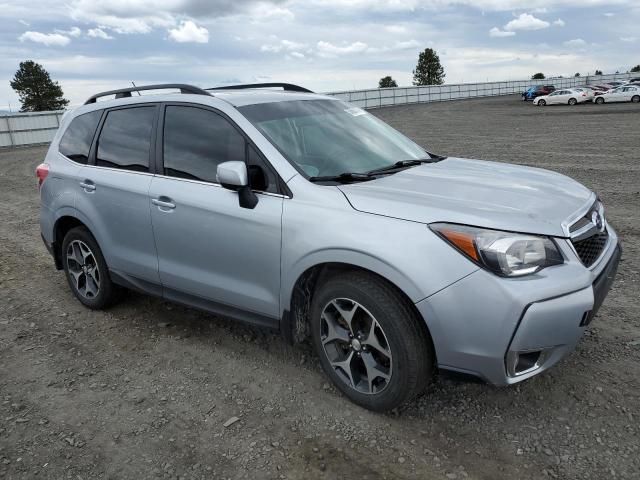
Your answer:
595;97;605;104
568;98;577;106
632;95;640;103
310;270;434;412
538;99;546;106
61;226;120;309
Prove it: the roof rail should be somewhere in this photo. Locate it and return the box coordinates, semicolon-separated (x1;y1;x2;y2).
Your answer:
84;84;211;105
207;83;314;93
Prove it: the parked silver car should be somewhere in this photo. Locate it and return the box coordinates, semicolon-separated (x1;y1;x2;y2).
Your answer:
38;83;621;411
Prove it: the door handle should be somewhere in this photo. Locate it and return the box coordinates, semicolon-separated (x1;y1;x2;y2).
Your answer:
151;198;176;210
79;180;96;192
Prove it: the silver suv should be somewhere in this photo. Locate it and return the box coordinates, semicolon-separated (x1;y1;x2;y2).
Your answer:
38;83;621;411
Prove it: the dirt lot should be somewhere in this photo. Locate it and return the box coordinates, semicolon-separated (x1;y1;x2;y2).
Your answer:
1;95;639;480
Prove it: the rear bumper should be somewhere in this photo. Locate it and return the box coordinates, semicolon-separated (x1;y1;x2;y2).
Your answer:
41;232;62;270
416;231;621;385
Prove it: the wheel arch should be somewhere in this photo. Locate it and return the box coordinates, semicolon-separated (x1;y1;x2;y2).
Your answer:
281;256;431;349
51;209;99;270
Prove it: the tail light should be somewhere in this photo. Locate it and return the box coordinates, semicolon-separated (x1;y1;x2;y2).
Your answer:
582;93;586;96
36;163;49;189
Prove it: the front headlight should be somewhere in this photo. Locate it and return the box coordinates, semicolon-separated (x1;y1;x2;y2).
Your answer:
430;223;564;277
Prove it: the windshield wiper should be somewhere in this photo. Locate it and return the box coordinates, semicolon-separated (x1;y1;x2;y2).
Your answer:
308;172;375;184
366;154;445;175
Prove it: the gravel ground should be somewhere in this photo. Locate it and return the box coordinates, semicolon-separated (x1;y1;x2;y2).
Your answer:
1;95;639;480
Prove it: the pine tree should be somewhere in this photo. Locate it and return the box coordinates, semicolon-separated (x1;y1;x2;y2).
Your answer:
378;76;398;88
10;60;69;112
412;48;445;86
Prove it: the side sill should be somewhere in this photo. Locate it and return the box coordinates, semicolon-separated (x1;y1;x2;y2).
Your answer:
109;269;280;332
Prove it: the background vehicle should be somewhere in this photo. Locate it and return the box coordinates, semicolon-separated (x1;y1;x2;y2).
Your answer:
38;83;621;412
594;85;640;104
522;85;555;101
533;88;588;106
590;85;611;96
573;87;595;102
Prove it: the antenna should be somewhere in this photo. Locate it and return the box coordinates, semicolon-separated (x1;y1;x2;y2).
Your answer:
131;81;141;96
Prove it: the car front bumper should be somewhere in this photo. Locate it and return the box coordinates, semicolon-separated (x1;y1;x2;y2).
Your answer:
416;227;621;385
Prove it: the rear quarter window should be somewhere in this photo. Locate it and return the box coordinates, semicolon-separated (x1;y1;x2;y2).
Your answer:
58;110;102;164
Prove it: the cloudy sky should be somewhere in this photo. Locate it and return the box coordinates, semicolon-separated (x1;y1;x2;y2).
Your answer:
1;0;638;109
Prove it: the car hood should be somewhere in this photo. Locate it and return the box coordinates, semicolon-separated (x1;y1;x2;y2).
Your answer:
338;157;593;237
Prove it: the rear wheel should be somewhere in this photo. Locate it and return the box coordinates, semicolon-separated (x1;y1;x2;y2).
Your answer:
595;97;605;104
537;99;546;106
62;227;120;309
568;98;577;106
311;271;434;412
632;95;640;103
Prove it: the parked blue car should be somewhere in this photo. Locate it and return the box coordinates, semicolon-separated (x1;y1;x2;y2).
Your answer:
522;85;556;101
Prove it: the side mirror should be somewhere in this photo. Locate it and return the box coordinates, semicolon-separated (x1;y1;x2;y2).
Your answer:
216;161;258;209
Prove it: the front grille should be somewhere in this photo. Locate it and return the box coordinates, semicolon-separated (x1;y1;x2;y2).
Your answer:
572;230;609;267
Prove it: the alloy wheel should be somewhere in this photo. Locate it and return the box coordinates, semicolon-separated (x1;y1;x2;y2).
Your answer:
320;298;392;394
66;239;100;298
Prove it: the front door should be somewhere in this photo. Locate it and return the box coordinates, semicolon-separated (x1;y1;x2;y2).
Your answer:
149;104;283;323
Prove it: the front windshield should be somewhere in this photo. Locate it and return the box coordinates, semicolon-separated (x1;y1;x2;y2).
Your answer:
238;99;428;178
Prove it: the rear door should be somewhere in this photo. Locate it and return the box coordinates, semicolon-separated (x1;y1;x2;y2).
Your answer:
148;103;284;324
77;104;160;284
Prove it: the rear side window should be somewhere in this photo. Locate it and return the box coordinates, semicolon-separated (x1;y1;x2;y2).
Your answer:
58;110;102;164
96;107;155;172
163;106;246;183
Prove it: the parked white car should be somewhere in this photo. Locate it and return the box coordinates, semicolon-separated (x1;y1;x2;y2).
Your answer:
533;89;589;106
594;85;640;104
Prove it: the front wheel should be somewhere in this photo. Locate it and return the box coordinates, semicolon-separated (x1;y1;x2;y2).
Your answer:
537;99;546;106
62;226;120;309
595;97;605;104
632;95;640;103
311;271;434;412
568;98;577;106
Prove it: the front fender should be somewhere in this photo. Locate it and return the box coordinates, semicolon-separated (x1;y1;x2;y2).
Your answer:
281;248;427;314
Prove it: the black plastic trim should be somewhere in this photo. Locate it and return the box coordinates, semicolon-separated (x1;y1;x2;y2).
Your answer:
207;83;313;93
110;270;280;331
84;84;211;105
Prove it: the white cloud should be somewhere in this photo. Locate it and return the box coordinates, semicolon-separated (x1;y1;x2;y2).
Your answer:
87;28;114;40
249;4;294;22
385;25;408;34
290;51;305;58
504;13;550;31
19;19;30;26
68;0;291;34
261;39;308;53
393;39;420;49
604;12;615;17
620;36;637;42
552;18;565;27
489;27;516;37
168;20;209;43
18;31;70;46
56;26;82;37
563;38;586;48
317;41;368;57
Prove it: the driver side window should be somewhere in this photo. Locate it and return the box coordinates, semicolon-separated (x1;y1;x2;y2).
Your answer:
162;105;279;193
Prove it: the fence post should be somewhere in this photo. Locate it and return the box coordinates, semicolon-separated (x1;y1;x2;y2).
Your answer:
6;116;15;147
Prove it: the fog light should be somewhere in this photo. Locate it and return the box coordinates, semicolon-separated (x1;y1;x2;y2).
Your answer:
506;348;552;377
